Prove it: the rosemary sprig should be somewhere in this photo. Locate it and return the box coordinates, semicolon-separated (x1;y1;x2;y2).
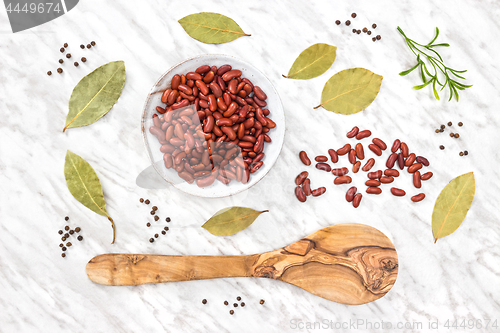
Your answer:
397;26;472;102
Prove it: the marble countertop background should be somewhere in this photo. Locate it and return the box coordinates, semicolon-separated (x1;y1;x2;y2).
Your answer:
1;0;499;332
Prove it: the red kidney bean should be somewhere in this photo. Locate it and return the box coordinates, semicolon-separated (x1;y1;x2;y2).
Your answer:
216;118;233;127
250;161;263;173
328;149;339;163
295;186;307;202
302;178;312;196
216;64;232;76
152;114;161;128
397;153;404;170
391;139;401;153
253;96;267;107
337;144;351;156
348;149;356;164
161;88;172;104
362;158;375;172
384;169;399;177
355;143;365;160
163;153;173;169
242;78;254;90
365;179;381;187
160;144;175;154
203;71;215;84
316;162;332;172
186;72;202;81
334;176;352;185
411;193;426;202
400;142;409;157
196;65;210;74
390;187;406;196
222;70;242;81
346;126;359;138
332;167;349;176
255;107;267;126
404;153;416;167
299;151;311;166
413;171;422;188
167;90;179;105
172;99;189;110
228;79;238;94
386;153;398;169
366;187;382;195
209;82;222;98
312;187;326;197
368;144;382;156
408;163;423;173
356;130;371;140
421;171;433;180
380;176;394;184
178;84;192;95
295;171;309;185
254;86;267;101
353;193;362;208
368;170;382;179
416;156;429;166
254;134;265;153
346;186;357;202
196;174;216;187
171;74;181;90
315;155;328;162
179;171;194;184
353;161;361;173
372;138;387;150
149;126;165;141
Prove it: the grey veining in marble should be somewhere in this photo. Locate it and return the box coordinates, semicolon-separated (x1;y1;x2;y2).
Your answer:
0;0;499;332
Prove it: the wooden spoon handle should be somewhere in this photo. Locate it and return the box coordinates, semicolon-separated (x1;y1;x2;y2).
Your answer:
86;253;258;286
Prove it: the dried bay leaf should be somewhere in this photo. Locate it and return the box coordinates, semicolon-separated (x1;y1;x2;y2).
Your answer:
202;207;268;236
178;12;250;44
283;43;337;80
64;150;115;243
63;61;126;132
432;172;475;243
314;68;383;114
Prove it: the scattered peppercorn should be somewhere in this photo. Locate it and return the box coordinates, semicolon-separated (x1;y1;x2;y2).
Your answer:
140;198;144;203
65;226;70;231
149;238;154;243
64;233;69;238
236;296;241;301
241;302;245;307
164;227;169;231
81;57;87;62
435;129;440;133
145;199;150;205
440;125;445;129
161;230;166;235
345;20;351;26
362;27;367;33
69;230;74;235
60;47;65;52
459;152;464;156
59;59;64;64
146;223;151;227
335;20;341;25
59;243;64;247
154;216;159;221
260;299;265;305
372;24;377;29
74;62;79;67
65;216;69;221
352;29;356;33
77;235;83;241
62;247;67;251
91;41;96;46
80;44;85;49
367;31;372;35
152;206;158;211
61;253;66;258
229;310;234;315
66;53;71;59
449;133;454;137
351;13;357;18
87;44;91;49
47;71;52;76
458;122;463;127
58;230;63;235
233;303;238;307
166;217;171;222
464;151;468;155
356;30;361;34
66;242;72;247
61;237;66;241
439;145;445;150
372;37;376;42
75;227;81;233
154;234;159;238
224;301;229;305
150;211;155;215
376;35;381;40
57;68;63;73
454;133;460;138
202;299;207;304
448;122;452;126
63;43;68;47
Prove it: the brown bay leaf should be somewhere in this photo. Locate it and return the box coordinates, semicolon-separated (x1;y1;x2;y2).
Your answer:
432;172;475;243
64;150;115;243
314;68;383;114
178;12;250;44
63;61;126;132
283;43;337;80
202;207;268;236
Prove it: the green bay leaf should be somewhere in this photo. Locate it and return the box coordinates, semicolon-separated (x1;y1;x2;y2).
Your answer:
64;61;126;132
64;150;115;243
432;172;475;243
314;68;383;114
283;43;337;80
202;207;268;236
178;12;250;44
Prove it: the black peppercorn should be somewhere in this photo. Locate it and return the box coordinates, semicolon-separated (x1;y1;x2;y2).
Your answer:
57;68;63;73
372;37;376;42
59;59;64;64
435;129;440;133
150;211;155;215
61;237;66;241
149;238;154;243
464;151;468;155
166;217;171;222
352;29;356;33
260;299;265;305
65;216;69;221
362;27;367;33
449;133;454;137
140;198;144;203
80;44;85;49
152;206;158;211
58;230;63;235
372;24;377;29
367;31;372;35
164;227;169;231
224;301;229;305
66;53;71;59
236;296;241;301
64;43;68;48
77;235;83;241
376;35;381;40
69;230;74;235
154;216;159;221
74;62;79;67
62;247;67;251
335;20;340;25
62;253;66;258
345;20;351;26
458;122;463;127
351;13;357;18
356;30;361;34
146;223;151;227
161;230;166;235
64;233;69;238
145;199;150;205
91;41;96;46
65;226;69;231
459;152;464;156
202;299;207;304
87;44;91;49
233;303;238;307
47;71;52;76
440;124;445;129
60;47;65;52
229;310;234;315
66;242;72;247
241;302;245;307
75;227;81;233
59;243;64;247
154;234;159;238
81;57;87;62
448;122;452;126
439;145;445;150
454;133;459;138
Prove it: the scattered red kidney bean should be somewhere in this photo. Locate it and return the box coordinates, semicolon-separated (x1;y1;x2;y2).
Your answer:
411;193;426;202
416;156;429;166
404;153;416;167
397;153;404;170
384;169;399;177
348;149;357;164
312;187;326;197
346;186;357;202
337;144;351;156
366;187;382;195
408;163;423;173
346;126;359;138
368;170;382;179
295;171;308;185
413;171;422;188
355;143;364;160
391;139;401;153
386;153;398;169
295;186;307;202
372;138;387;150
356;130;371;140
299;151;311;166
316;162;332;172
368;144;382;156
332;167;349;176
328;149;339;163
391;187;406;196
353;161;361;173
421;171;433;180
353;193;362;208
362;158;375;172
380;176;394;184
400;142;409;157
303;178;312;196
365;179;381;187
334;176;352;185
315;155;328;162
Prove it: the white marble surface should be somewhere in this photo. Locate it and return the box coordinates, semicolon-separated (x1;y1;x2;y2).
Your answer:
1;0;499;332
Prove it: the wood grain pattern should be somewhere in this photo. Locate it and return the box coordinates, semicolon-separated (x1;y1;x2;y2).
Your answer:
86;223;398;305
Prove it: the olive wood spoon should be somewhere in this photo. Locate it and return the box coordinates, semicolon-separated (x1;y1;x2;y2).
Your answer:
86;223;398;305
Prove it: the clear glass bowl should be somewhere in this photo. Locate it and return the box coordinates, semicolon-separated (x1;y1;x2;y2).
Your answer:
141;54;285;198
